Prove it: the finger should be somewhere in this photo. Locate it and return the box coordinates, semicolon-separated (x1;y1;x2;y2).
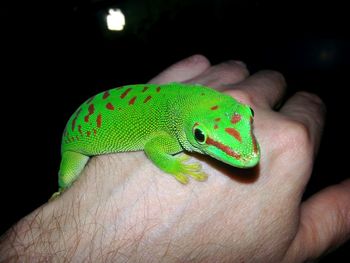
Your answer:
280;92;326;155
225;70;286;109
148;54;211;84
186;60;249;90
283;179;350;262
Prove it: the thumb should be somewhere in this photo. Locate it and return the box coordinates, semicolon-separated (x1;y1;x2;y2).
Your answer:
284;179;350;262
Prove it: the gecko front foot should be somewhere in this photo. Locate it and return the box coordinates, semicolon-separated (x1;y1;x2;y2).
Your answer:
172;154;208;184
144;135;208;184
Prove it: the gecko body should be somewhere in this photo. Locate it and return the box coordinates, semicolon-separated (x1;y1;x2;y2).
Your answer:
58;83;260;192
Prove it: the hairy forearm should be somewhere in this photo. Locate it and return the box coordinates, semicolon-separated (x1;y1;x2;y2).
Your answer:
0;202;86;262
0;155;144;262
0;153;227;262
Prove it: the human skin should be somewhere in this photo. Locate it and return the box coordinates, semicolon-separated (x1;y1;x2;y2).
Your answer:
0;55;349;262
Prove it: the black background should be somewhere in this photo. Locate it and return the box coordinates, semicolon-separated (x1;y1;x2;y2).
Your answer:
2;0;349;261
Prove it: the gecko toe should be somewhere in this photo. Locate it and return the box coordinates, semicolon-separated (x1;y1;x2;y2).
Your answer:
189;170;208;181
173;173;190;184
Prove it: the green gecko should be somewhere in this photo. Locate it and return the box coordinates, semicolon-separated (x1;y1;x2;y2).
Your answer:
57;82;260;194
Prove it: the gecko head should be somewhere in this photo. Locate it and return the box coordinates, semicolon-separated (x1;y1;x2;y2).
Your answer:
186;100;260;168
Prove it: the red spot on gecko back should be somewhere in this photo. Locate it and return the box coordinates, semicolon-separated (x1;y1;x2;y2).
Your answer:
231;114;241;124
211;105;219;110
71;108;82;131
96;114;102;128
86;131;91;137
72;118;77;131
206;137;241;160
214;118;221;122
89;104;95;114
103;91;110;99
120;88;132;99
84;104;95;122
106;102;114;110
156;86;161;93
143;95;152;103
129;96;137;105
78;125;83;135
142;86;149;92
225;128;242;142
214;124;219;129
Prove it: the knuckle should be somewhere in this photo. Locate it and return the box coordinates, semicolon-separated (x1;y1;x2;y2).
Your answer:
214;61;250;81
184;54;211;67
229;89;256;106
259;70;287;86
296;91;326;109
280;119;312;153
295;92;327;129
226;60;250;77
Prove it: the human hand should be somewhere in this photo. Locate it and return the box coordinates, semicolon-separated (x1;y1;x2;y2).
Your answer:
1;55;349;262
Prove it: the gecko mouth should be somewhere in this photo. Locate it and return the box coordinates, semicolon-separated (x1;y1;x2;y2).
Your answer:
205;136;241;160
205;136;259;168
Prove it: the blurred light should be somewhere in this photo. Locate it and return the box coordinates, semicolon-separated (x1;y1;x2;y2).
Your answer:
319;49;335;62
106;9;125;31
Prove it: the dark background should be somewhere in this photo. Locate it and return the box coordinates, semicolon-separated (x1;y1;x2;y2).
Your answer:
2;0;349;261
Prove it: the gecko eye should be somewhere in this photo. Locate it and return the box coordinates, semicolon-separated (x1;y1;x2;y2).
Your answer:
249;107;255;117
194;128;206;144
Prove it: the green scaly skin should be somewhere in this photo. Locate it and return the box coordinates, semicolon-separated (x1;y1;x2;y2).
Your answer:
56;82;260;194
